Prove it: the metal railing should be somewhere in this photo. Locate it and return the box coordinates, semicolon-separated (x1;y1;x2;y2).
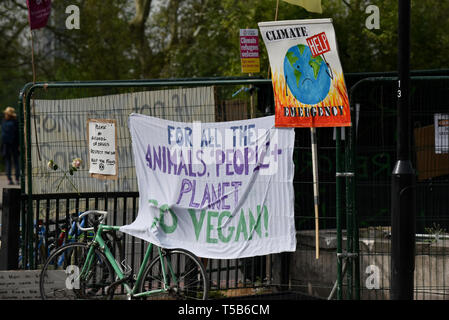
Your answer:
15;72;449;299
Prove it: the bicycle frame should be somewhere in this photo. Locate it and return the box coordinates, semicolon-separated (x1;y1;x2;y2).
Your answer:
80;224;176;299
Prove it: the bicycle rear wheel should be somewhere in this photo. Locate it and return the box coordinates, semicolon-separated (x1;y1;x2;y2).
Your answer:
39;242;114;300
138;248;209;300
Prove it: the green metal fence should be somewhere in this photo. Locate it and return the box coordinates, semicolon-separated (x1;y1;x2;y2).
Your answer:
19;77;347;296
17;72;449;299
349;75;449;300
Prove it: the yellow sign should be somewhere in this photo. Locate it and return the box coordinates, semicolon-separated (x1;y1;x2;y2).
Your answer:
241;57;260;73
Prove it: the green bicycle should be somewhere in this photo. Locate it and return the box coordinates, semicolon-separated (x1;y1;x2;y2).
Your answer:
39;210;209;300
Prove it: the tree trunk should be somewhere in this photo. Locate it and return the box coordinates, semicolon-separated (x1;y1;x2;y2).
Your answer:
130;0;152;78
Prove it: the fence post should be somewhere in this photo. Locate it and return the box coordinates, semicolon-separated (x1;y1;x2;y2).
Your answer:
272;252;290;291
391;0;416;300
335;127;343;300
0;188;21;270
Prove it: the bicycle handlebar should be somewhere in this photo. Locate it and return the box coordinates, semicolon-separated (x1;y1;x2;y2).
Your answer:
75;210;108;232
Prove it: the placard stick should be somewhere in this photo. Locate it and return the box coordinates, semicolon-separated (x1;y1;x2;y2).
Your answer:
266;0;280;79
30;29;41;161
310;127;320;259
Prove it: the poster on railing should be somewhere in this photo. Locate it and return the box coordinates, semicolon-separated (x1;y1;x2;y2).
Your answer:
435;113;449;154
258;18;351;128
87;119;118;179
120;114;296;259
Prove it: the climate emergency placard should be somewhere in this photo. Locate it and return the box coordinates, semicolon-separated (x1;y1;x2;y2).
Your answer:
258;18;351;128
120;114;296;259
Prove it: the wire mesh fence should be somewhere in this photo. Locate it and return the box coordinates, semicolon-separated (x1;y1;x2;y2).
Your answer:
18;78;306;296
350;76;449;300
15;72;449;299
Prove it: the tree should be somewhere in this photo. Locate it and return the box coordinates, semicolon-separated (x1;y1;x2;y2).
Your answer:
0;1;33;109
1;0;449;110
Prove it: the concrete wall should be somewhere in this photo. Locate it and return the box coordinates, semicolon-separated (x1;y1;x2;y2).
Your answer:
289;229;449;300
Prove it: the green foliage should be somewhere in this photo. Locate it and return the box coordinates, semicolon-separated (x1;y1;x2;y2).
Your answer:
1;0;449;113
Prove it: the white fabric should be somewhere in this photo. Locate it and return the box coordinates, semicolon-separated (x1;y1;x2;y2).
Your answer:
120;114;296;259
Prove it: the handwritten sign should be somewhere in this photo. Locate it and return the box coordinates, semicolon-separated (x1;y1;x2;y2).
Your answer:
306;32;331;57
259;19;350;127
0;270;65;300
88;119;118;179
119;114;296;259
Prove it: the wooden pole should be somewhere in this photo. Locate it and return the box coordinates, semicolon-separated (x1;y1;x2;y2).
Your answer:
267;0;281;79
29;29;42;161
310;127;320;259
30;30;37;83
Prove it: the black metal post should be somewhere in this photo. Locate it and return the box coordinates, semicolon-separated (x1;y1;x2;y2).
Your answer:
0;189;21;270
391;0;416;300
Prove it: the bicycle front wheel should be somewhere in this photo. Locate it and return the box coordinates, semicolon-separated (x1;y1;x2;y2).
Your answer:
138;248;209;300
39;242;114;300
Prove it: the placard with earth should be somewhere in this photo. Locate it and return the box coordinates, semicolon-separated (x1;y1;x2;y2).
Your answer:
259;18;351;128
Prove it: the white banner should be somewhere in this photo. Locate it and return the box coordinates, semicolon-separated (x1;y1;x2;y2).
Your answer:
120;114;296;259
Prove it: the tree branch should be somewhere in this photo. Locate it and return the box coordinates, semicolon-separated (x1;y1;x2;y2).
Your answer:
9;0;28;10
342;0;352;9
168;0;179;49
129;0;154;78
5;22;28;48
129;0;152;29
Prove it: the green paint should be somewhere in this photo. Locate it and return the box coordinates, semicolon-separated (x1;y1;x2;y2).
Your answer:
148;200;177;233
217;211;234;243
158;204;178;234
309;55;324;79
286;51;299;66
206;211;219;243
235;209;248;241
293;69;302;87
258;205;269;237
188;209;206;240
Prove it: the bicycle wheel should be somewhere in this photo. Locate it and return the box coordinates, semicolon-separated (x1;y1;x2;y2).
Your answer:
40;242;115;300
138;248;209;300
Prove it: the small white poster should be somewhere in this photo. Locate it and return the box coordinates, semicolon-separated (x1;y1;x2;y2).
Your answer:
434;113;449;154
88;119;118;179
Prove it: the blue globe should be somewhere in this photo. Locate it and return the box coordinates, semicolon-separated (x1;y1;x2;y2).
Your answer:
283;44;331;105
